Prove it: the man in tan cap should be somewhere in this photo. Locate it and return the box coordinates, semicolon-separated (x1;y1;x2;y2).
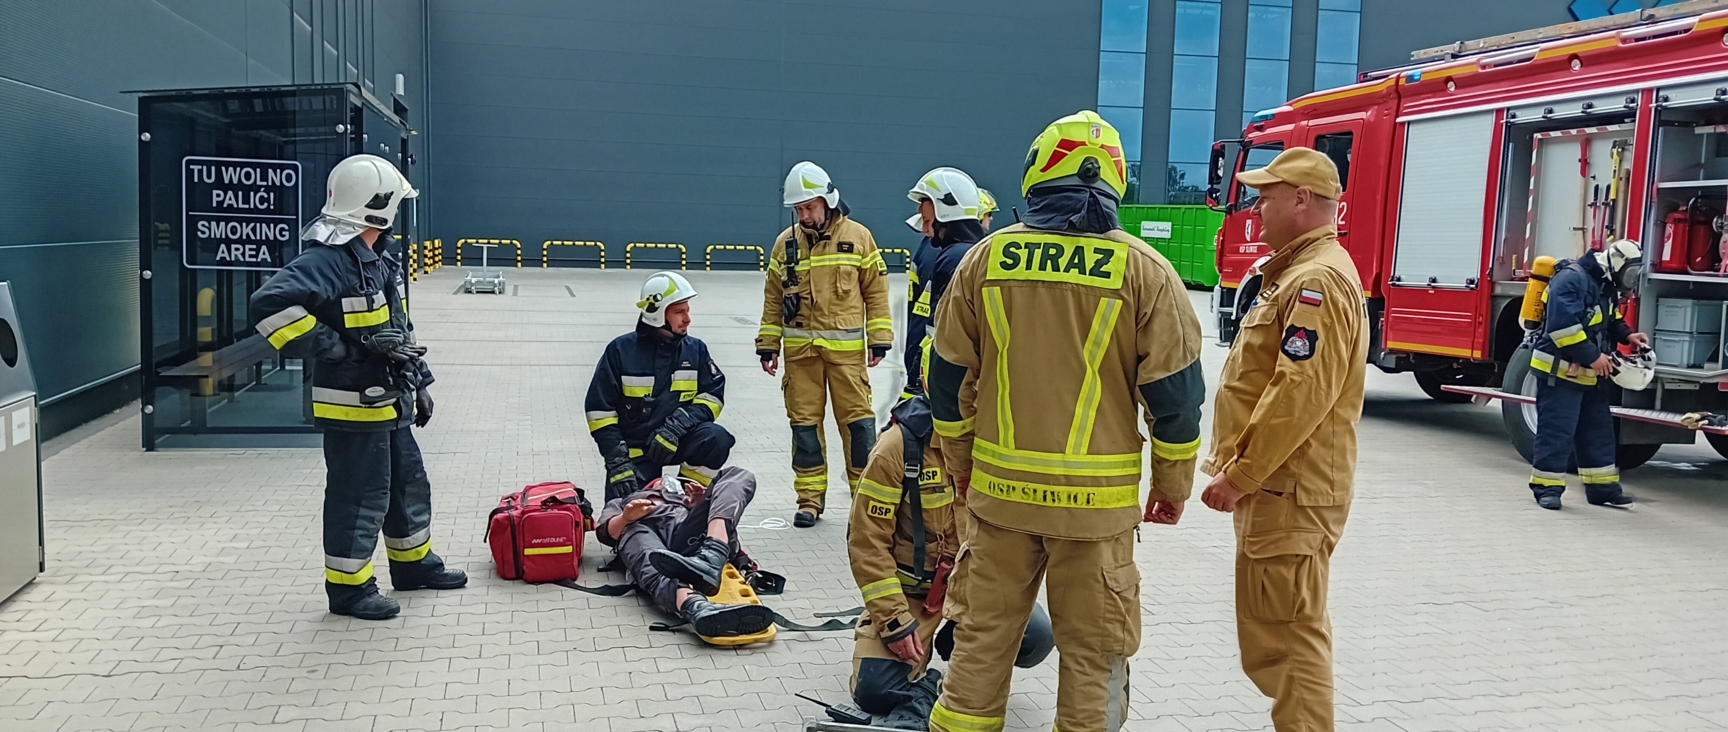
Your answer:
1199;147;1367;730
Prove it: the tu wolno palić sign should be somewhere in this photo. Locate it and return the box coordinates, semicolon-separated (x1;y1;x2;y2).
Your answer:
182;156;302;270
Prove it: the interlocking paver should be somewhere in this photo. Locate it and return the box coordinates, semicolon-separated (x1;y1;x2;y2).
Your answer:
5;268;1728;731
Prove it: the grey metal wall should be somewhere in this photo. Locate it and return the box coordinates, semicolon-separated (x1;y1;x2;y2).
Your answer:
427;0;1101;266
1358;0;1569;72
0;0;428;437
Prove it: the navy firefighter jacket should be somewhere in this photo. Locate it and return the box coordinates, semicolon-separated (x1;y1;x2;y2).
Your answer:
584;324;725;461
1532;254;1632;389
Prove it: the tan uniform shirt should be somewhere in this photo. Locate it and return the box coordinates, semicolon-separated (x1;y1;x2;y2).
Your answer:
931;224;1205;540
848;426;956;632
756;214;892;360
1202;226;1367;505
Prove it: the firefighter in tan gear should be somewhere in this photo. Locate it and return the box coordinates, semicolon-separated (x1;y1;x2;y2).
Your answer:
926;110;1206;732
758;161;893;528
1200;147;1368;731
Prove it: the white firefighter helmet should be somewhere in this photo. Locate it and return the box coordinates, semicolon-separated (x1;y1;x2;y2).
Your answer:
908;167;983;222
1593;238;1644;289
1609;348;1656;391
636;271;698;328
783;161;840;208
322;154;417;229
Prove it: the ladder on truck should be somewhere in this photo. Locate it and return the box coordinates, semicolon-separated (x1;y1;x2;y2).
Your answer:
1364;0;1728;77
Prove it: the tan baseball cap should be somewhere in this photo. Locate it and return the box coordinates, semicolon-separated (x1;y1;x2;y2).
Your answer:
1235;147;1341;200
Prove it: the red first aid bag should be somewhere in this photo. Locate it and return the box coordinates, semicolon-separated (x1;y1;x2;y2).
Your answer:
487;482;594;583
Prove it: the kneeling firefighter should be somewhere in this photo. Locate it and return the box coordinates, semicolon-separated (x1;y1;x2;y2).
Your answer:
586;272;733;503
848;394;1052;730
249;154;467;620
1527;238;1650;510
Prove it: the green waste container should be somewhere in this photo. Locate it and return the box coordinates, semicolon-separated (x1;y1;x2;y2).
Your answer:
1118;205;1221;287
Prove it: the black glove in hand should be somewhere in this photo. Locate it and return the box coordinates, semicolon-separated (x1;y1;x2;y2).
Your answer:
645;408;702;465
604;454;642;500
363;328;429;363
870;344;891;360
414;388;434;428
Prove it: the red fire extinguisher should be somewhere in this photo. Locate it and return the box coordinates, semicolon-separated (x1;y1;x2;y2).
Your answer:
1658;197;1720;273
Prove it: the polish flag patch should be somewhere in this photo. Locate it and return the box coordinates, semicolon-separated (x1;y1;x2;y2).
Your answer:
1298;289;1324;307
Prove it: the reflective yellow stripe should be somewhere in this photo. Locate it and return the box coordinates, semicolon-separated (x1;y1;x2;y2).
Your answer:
1588;308;1604;326
1529;351;1597;385
609;468;637;483
973;438;1140;477
1152;437;1201;460
862;250;885;269
971;467;1139;509
921;488;954;509
587;416;618;431
694;395;723;418
809;253;864;267
934;416;975;437
313;401;399;422
628;447;644;458
982;287;1014;449
867;317;893;331
758;324;783;338
1066;297;1122;454
523;545;574;556
794;474;828;487
386;541;432;563
623;385;652;397
1529;475;1566;487
671;379;697;392
857;478;902;503
861;578;903;603
266;314;318;349
930;702;1006;732
325;562;374;585
1578;466;1619;484
342;304;390;328
679;465;716;486
1549;324;1586;347
655;434;677;451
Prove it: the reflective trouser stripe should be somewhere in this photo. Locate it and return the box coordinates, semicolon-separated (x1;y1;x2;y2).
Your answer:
860;578;902;603
794;474;827;489
1578;465;1620;484
1066;297;1123;454
386;540;432;563
981;286;1014;448
930;702;1005;732
325;556;374;585
258;305;318;349
679;464;717;486
970;467;1140;509
1529;469;1567;487
1152;437;1202;460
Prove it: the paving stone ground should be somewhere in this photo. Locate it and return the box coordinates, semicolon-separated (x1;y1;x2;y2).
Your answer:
4;267;1728;732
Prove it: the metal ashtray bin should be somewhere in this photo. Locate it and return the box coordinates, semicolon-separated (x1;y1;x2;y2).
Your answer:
0;282;42;603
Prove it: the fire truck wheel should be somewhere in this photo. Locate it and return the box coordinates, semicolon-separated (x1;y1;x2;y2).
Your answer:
1414;369;1486;404
1705;432;1728;462
1500;346;1540;464
1615;443;1660;470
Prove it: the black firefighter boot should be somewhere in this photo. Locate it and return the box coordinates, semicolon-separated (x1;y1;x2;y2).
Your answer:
1586;484;1637;508
390;551;469;591
649;536;730;596
328;578;400;620
878;668;943;730
679;594;775;638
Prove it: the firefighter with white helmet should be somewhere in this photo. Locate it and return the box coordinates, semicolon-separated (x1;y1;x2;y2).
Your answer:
587;272;733;503
1526;238;1649;510
758;161;892;527
250;153;466;620
926;111;1204;732
902;168;987;399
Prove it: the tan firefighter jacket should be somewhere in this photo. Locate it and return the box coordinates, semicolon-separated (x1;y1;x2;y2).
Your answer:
928;224;1205;541
848;424;956;637
756;214;892;361
1201;225;1367;506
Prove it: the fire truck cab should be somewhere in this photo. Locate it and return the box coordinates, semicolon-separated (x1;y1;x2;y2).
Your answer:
1209;0;1728;467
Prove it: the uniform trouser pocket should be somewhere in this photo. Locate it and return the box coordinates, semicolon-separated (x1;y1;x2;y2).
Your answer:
1240;532;1327;622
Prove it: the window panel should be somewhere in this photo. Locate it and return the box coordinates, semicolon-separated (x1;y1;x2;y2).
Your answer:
1316;10;1360;64
1167;108;1215;165
1319;0;1360;9
1167;163;1209;197
1242;58;1289;116
1246;5;1292;60
1174;1;1222;57
1171;55;1218;111
1314;131;1353;191
1098;106;1145;161
1098;52;1147;108
1101;0;1149;53
1234;143;1286;207
1315;62;1358;90
1251;0;1292;5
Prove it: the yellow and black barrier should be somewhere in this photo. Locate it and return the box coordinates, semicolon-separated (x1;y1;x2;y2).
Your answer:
543;240;606;269
456;238;523;268
880;247;912;273
626;242;687;269
704;244;765;271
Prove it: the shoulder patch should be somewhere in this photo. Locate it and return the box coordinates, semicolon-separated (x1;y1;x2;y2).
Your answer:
1281;325;1317;361
867;501;895;520
709;360;723;378
838;242;855;253
1298;289;1324;307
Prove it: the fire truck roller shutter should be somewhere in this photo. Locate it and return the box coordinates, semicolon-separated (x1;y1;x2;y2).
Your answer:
1390;111;1498;289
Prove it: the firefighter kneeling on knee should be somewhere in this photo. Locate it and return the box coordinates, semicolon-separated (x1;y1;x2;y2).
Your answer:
1527;238;1649;510
847;393;1052;730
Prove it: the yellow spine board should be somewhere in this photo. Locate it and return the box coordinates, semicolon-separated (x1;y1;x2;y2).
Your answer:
699;565;776;646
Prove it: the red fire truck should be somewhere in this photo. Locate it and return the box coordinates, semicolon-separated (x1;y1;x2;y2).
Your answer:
1207;0;1728;468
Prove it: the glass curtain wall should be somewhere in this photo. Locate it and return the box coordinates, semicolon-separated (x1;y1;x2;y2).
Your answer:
1168;0;1220;205
1243;0;1293;127
1315;0;1362;90
1098;0;1149;202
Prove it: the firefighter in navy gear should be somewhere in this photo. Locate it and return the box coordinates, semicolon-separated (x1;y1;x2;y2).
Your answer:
1527;238;1648;510
901;168;987;399
249;154;466;621
586;272;733;503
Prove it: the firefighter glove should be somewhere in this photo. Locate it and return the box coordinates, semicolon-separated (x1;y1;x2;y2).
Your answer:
363;328;429;363
870;345;890;360
604;454;641;498
645;408;702;465
414;388;434;428
758;350;777;363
